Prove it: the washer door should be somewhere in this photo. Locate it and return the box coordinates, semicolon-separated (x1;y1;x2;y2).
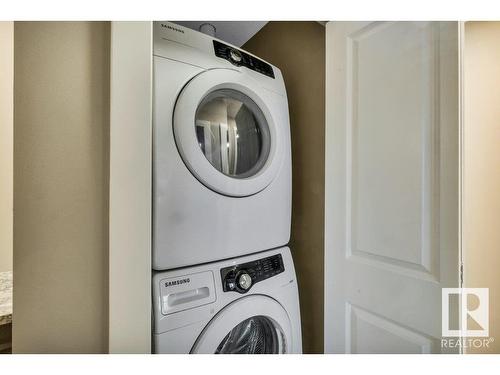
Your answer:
191;295;292;354
174;69;284;197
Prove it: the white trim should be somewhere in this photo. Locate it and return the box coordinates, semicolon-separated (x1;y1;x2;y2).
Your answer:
109;21;153;354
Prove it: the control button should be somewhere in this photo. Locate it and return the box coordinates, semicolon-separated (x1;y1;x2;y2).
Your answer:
228;281;235;290
237;272;252;290
229;49;242;63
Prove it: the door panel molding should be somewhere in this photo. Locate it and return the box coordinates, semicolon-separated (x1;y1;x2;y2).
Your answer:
345;21;441;282
346;303;437;354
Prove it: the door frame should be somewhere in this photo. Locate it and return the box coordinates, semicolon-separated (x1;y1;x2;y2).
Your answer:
109;21;153;354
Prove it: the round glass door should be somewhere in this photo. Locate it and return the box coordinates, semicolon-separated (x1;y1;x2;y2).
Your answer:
215;315;285;354
195;89;271;179
173;69;285;197
190;295;292;354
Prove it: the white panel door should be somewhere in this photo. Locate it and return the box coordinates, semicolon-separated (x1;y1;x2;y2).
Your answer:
325;21;460;353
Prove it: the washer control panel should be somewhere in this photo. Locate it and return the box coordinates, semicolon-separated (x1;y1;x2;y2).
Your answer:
220;254;284;294
213;40;275;79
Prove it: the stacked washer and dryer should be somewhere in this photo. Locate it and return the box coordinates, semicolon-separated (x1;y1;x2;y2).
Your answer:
152;22;302;354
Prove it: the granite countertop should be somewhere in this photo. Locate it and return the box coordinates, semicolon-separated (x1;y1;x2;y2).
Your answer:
0;271;12;326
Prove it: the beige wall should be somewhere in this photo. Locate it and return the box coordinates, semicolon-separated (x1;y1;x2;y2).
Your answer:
13;22;110;353
464;21;500;354
244;22;325;354
0;22;13;273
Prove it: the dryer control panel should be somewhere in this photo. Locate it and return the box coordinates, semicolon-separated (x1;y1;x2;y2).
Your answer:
213;40;275;79
220;254;284;294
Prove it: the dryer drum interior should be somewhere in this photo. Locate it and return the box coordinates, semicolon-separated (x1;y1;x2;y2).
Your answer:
195;89;271;179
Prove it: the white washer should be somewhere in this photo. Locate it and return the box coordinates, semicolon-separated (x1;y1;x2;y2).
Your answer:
152;247;302;353
153;22;292;270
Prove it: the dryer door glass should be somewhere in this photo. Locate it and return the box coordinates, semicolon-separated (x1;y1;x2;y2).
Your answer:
195;89;271;178
215;315;286;354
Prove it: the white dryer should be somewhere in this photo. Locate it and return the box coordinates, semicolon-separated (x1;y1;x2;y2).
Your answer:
152;247;302;353
153;22;292;270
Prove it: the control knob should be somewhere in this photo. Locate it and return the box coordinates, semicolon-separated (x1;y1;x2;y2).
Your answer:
237;272;252;291
229;49;243;63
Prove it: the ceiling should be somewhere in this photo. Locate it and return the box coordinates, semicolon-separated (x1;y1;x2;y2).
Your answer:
173;21;268;47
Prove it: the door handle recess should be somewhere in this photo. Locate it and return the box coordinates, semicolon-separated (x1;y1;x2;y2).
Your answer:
166;287;210;307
